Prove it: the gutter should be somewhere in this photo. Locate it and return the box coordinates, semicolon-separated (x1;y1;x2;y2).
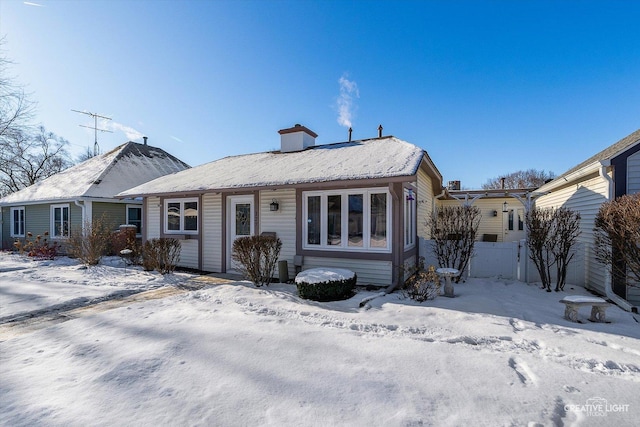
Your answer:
598;161;634;312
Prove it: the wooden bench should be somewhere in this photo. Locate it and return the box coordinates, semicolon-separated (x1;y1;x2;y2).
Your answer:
560;295;611;323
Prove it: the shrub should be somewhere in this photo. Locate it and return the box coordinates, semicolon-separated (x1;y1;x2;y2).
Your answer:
142;238;181;274
111;226;142;264
67;215;114;265
231;235;282;286
426;205;481;282
594;194;640;288
526;207;581;291
295;269;357;301
14;232;59;260
402;258;440;302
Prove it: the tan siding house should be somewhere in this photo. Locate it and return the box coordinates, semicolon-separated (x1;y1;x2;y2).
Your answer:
122;125;443;289
535;128;640;310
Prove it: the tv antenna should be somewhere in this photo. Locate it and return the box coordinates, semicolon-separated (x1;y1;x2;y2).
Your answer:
72;109;113;156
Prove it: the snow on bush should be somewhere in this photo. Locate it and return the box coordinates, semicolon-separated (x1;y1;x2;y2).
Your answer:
295;268;356;301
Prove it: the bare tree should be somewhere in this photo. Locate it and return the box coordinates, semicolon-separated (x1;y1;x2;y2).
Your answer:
0;36;35;147
426;205;481;283
594;194;640;288
526;207;581;291
551;208;581;291
0;126;72;196
482;169;555;190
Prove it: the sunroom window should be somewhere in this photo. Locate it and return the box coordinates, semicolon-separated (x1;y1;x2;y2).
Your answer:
303;189;390;252
164;198;198;234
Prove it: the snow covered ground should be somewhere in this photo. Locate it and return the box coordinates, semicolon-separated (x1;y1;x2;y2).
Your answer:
0;253;639;426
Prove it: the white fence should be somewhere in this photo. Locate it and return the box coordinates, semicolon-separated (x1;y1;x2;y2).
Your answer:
419;238;585;286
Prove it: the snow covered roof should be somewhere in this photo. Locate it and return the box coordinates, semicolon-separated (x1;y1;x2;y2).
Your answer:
119;137;431;197
0;142;190;205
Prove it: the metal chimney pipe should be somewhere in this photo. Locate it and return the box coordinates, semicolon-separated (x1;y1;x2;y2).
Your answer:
348;127;352;142
378;124;383;138
143;136;148;146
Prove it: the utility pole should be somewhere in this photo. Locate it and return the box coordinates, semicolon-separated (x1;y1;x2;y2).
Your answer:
72;110;113;156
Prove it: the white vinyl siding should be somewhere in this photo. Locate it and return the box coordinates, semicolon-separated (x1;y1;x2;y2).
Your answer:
417;170;434;239
260;189;296;279
627;150;640;194
202;193;222;272
179;240;199;269
302;256;392;287
146;197;161;240
535;173;610;294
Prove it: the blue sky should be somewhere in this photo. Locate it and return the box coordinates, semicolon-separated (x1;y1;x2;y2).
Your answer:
1;0;639;188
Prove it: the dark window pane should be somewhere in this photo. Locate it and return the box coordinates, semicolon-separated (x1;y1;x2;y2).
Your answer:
327;195;341;245
167;202;181;231
370;193;387;248
235;203;251;235
307;196;321;245
184;202;198;231
348;194;363;247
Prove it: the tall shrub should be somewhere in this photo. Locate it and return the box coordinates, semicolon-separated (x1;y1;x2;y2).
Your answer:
594;194;640;287
68;214;114;265
426;205;481;282
142;238;181;274
232;235;282;286
526;207;581;291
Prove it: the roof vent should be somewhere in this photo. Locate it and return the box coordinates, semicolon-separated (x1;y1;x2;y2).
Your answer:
278;124;317;153
143;136;148;146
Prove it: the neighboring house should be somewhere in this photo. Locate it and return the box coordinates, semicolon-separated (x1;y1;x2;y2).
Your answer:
439;186;539;243
535;128;640;309
118;124;443;288
0;139;190;251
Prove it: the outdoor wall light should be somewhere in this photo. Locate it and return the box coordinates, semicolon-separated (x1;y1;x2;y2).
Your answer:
406;188;415;201
502;201;509;213
492;210;498;217
270;199;279;211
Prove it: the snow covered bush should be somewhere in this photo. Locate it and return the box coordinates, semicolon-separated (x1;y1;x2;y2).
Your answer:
295;268;356;301
142;238;181;274
110;226;141;264
68;215;113;265
231;235;282;286
402;258;440;302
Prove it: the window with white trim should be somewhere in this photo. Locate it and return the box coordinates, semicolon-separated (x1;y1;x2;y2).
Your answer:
404;189;416;248
10;207;25;237
51;204;70;238
303;189;391;252
164;198;198;234
126;205;143;235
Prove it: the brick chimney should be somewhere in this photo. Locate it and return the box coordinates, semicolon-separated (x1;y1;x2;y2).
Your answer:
278;124;317;153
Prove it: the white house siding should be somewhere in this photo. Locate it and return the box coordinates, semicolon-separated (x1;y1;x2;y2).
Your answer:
417;170;433;239
438;199;506;242
626;150;640;194
302;256;392;287
535;173;609;295
179;240;199;269
202;193;222;272
146;197;161;239
260;189;296;279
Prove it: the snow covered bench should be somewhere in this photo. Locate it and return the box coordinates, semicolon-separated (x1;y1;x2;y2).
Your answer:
560;295;611;323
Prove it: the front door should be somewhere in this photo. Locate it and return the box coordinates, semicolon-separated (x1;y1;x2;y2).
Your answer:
227;195;254;271
503;207;526;242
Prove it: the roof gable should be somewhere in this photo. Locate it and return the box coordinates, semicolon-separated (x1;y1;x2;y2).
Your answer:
0;142;190;205
119;137;430;197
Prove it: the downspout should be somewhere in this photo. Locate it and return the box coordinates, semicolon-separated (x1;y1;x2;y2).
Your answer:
599;162;634;312
74;200;86;236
